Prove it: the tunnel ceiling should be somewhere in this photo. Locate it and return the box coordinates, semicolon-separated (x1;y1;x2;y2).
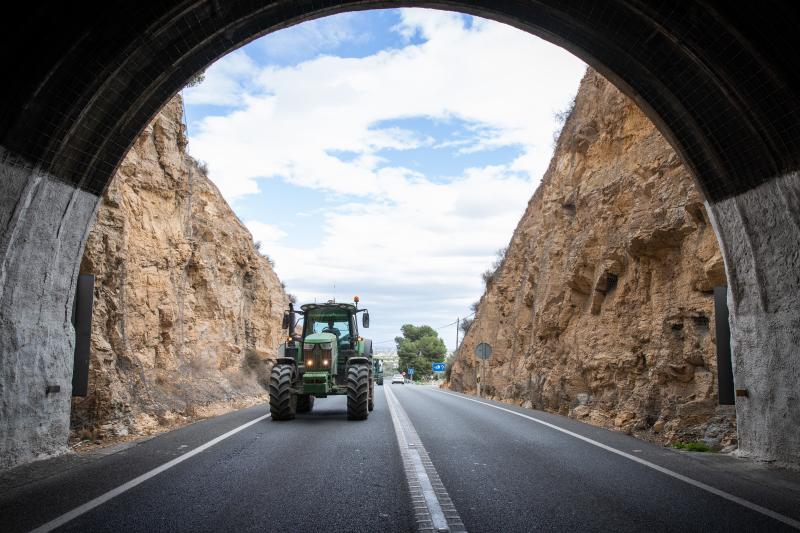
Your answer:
1;1;799;203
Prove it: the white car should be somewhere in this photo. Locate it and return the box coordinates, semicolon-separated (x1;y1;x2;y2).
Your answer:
391;374;405;384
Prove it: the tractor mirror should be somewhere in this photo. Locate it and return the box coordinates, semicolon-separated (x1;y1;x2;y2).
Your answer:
282;311;290;330
362;312;370;328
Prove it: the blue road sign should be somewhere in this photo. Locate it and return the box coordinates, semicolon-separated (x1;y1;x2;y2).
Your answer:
408;368;414;376
432;362;446;372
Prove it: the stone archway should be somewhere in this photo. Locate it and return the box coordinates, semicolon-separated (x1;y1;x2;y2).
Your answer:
0;1;798;468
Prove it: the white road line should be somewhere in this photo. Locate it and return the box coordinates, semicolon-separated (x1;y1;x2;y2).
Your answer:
29;413;271;533
436;389;800;531
385;385;465;532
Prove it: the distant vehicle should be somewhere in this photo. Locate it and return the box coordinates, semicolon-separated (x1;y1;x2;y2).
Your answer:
391;374;405;384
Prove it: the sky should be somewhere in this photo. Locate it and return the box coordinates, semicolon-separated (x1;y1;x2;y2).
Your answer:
183;8;586;353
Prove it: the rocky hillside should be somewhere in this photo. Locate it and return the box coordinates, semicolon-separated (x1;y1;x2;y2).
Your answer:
449;70;736;449
71;96;288;440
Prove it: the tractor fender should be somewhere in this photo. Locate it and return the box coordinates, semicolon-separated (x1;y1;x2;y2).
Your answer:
347;357;370;366
275;357;297;366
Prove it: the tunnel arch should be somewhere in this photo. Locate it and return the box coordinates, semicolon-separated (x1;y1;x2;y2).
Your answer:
0;1;798;469
2;1;799;202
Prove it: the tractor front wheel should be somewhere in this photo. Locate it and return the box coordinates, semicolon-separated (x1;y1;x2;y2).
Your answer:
296;394;315;413
269;364;297;420
346;364;370;420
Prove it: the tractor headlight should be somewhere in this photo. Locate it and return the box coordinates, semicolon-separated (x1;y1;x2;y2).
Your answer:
306;359;313;367
323;359;329;366
303;343;315;350
319;342;333;350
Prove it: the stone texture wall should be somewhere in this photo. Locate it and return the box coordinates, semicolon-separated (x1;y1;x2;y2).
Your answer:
449;70;736;449
707;173;800;466
71;96;288;440
0;153;99;469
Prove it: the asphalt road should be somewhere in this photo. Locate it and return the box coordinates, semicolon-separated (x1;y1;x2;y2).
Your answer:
2;385;800;532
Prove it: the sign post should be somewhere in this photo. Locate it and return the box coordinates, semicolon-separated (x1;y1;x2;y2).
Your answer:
474;342;492;398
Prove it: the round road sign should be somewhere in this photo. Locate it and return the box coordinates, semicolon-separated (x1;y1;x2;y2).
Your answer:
474;342;492;360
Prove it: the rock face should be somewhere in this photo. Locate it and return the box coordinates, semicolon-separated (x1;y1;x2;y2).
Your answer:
449;70;736;448
71;97;288;439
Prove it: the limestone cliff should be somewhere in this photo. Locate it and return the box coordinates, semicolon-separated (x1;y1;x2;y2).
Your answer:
449;70;736;449
71;96;288;439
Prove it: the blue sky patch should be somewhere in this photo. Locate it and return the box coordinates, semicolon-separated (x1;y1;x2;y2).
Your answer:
231;178;332;246
370;116;524;181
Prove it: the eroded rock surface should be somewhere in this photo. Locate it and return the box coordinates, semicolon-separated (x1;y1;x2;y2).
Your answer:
449;70;736;448
72;97;288;440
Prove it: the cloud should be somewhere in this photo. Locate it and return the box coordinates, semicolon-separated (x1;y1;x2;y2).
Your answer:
246;220;287;246
184;51;260;108
185;9;586;349
187;9;585;201
249;164;535;347
254;13;369;62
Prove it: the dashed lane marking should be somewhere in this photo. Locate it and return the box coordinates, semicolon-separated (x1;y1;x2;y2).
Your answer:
29;413;271;533
436;389;800;531
384;385;466;533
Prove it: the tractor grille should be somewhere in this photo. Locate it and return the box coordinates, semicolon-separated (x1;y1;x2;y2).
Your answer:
303;343;332;371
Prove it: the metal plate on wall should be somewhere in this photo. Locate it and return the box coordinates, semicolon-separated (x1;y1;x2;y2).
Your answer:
474;342;492;360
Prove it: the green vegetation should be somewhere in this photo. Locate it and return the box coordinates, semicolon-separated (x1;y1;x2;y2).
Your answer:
443;353;455;383
395;324;447;381
672;440;711;452
481;247;507;288
184;69;206;88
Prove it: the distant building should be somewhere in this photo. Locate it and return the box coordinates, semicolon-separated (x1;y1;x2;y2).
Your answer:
374;351;399;374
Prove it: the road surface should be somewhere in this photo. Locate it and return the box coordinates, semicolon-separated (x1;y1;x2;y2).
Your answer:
2;385;799;532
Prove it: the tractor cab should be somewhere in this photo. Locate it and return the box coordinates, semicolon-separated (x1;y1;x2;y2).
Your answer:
303;306;355;351
300;306;354;381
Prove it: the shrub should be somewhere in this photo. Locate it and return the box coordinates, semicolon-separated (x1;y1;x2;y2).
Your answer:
551;97;577;148
673;440;711;452
443;355;455;383
184;70;206;88
481;247;507;288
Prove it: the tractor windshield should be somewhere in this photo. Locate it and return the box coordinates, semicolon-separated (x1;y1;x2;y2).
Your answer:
305;309;352;343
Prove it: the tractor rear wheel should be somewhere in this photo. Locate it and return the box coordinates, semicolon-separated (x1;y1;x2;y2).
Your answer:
296;394;315;413
269;364;297;420
346;364;370;420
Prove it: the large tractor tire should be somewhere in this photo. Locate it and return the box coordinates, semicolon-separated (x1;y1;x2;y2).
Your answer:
347;364;370;420
296;394;315;413
377;376;384;386
269;364;297;420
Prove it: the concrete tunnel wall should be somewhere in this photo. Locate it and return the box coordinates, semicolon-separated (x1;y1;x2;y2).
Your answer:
0;1;798;469
0;151;100;467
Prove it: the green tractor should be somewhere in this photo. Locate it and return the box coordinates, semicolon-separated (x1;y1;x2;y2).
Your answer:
374;359;384;386
270;297;373;420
